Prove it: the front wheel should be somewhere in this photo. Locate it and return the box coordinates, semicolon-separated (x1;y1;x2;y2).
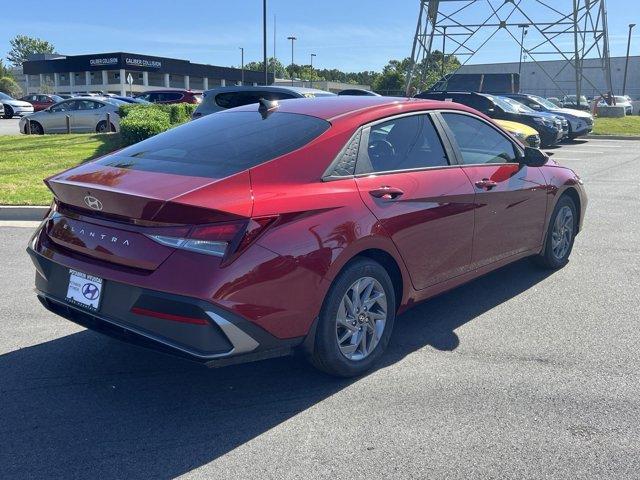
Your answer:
3;105;13;119
309;258;396;377
29;121;44;135
534;195;577;269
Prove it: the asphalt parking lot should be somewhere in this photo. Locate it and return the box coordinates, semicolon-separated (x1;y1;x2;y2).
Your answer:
0;118;20;135
1;137;638;479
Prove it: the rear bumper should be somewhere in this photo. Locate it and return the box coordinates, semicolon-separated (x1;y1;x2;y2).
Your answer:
28;247;302;366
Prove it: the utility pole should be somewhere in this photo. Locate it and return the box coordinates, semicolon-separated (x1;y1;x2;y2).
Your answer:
287;36;297;85
623;23;636;96
263;0;268;85
239;47;244;85
441;26;447;78
310;53;316;87
518;24;529;77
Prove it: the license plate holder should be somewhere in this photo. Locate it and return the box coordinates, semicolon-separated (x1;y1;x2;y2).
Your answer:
65;269;103;311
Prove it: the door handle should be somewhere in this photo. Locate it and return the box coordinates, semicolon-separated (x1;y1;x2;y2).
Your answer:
474;179;498;190
369;186;404;200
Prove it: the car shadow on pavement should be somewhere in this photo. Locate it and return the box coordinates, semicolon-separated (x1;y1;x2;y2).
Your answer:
0;258;553;479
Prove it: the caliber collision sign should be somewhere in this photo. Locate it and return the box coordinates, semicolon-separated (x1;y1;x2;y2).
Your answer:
125;57;162;68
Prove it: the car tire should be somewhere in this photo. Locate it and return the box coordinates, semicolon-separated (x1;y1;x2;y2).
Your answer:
533;195;577;269
309;257;396;377
29;121;44;135
96;121;116;133
3;105;13;119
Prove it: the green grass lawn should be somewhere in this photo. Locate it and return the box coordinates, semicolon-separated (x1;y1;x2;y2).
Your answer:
592;116;640;136
0;133;124;205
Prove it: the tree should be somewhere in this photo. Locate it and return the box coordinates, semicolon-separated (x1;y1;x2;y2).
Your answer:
372;52;461;95
0;76;22;97
0;59;13;78
6;35;55;67
243;57;287;79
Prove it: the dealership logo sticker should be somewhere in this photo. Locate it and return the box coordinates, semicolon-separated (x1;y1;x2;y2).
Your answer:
82;283;100;300
84;195;103;211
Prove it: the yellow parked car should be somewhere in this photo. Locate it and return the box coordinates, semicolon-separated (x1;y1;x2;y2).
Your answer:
495;119;541;148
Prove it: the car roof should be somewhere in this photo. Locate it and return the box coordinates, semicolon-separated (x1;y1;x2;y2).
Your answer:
226;95;479;123
202;85;334;96
139;89;200;94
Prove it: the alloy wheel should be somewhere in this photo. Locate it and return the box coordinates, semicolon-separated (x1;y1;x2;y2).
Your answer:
551;205;574;260
336;276;387;361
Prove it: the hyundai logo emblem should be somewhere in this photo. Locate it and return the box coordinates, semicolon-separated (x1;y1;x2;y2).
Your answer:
83;195;103;211
82;283;100;300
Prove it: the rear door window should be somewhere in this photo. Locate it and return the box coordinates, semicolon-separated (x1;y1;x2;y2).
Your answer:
359;114;449;173
97;111;330;178
157;92;183;102
442;113;518;164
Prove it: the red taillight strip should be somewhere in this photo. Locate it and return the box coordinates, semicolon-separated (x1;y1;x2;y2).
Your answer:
130;306;209;326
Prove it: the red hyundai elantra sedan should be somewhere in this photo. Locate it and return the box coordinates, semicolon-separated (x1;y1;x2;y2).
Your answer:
28;96;586;377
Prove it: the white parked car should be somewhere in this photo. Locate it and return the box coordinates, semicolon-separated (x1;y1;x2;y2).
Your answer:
19;97;124;134
0;91;34;119
597;95;633;115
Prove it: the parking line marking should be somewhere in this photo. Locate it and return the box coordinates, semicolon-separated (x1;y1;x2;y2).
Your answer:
577;144;624;148
548;150;604;154
0;221;40;228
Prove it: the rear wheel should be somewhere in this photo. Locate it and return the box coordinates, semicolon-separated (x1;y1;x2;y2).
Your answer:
3;105;13;119
534;195;577;269
96;120;116;133
309;258;396;377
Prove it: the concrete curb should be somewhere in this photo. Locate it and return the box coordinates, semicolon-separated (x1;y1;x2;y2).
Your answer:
586;134;640;140
0;206;49;221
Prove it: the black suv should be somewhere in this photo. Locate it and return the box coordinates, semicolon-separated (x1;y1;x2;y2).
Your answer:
416;91;565;147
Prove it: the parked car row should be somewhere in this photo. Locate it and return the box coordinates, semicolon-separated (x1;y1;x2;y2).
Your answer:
416;91;593;147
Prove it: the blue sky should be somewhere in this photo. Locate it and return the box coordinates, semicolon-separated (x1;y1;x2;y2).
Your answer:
1;0;638;72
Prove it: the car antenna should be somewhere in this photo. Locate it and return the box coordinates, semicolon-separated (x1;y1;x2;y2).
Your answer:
258;98;279;119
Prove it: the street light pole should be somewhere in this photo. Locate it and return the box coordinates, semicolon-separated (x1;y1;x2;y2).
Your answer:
623;23;636;96
239;47;244;85
518;24;529;77
310;53;316;87
263;0;268;85
287;36;297;85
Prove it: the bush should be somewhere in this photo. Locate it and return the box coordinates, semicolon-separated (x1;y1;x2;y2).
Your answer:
120;107;171;145
118;103;198;145
0;76;22;97
165;103;198;124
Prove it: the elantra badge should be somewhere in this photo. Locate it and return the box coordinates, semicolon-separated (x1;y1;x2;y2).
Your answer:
84;195;103;211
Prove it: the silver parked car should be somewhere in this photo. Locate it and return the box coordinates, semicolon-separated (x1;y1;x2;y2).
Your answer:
19;97;124;134
191;85;335;119
0;91;34;119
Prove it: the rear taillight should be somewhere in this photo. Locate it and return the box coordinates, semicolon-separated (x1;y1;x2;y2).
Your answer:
146;217;276;258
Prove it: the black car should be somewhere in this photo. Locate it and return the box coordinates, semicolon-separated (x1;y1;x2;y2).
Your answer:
416;91;564;147
501;93;594;139
338;89;381;96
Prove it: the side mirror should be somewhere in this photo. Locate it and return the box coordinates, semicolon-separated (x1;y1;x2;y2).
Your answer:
531;104;541;110
521;147;548;167
486;107;495;114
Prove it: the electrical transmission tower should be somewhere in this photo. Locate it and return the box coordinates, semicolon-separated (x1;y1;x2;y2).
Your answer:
406;0;613;102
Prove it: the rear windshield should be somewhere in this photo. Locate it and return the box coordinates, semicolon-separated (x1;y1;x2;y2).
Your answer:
97;111;330;178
